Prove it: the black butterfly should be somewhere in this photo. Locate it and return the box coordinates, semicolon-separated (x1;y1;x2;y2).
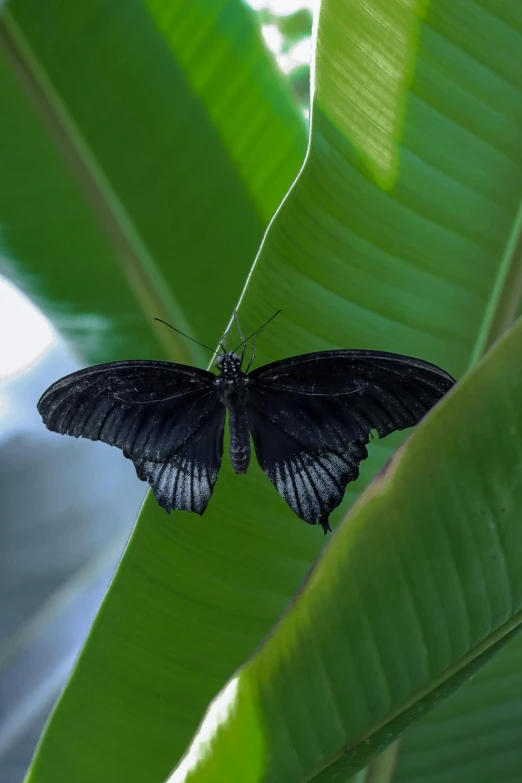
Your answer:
37;314;455;533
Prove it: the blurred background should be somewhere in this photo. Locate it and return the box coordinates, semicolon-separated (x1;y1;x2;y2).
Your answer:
0;1;313;780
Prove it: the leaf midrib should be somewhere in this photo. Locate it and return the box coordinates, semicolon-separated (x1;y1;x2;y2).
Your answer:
0;9;199;365
307;604;522;782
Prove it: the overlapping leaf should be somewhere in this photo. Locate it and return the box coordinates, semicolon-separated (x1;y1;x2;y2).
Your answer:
166;314;522;783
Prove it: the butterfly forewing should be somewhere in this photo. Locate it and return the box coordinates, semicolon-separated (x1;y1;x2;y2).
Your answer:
248;350;455;437
37;360;218;463
38;359;226;515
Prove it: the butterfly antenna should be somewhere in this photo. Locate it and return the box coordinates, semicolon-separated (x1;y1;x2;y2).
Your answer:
154;318;221;356
232;309;282;353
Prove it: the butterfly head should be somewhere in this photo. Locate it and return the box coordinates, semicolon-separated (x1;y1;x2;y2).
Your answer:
216;352;243;381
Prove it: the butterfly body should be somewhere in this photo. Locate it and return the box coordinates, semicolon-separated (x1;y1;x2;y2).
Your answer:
215;352;251;474
38;342;456;534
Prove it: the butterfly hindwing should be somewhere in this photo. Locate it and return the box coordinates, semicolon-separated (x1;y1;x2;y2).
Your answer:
133;397;226;515
37;360;220;463
247;395;367;532
247;349;455;530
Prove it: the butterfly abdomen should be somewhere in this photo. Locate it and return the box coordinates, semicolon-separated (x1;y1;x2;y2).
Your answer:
228;406;251;474
216;357;251;474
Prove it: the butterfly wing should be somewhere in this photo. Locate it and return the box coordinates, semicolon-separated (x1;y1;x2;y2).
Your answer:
247;350;455;531
133;397;225;514
37;360;219;462
247;396;367;533
38;359;226;514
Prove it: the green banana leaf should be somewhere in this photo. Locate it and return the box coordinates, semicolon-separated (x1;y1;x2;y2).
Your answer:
394;631;522;783
0;0;305;362
14;0;522;781
163;312;522;783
